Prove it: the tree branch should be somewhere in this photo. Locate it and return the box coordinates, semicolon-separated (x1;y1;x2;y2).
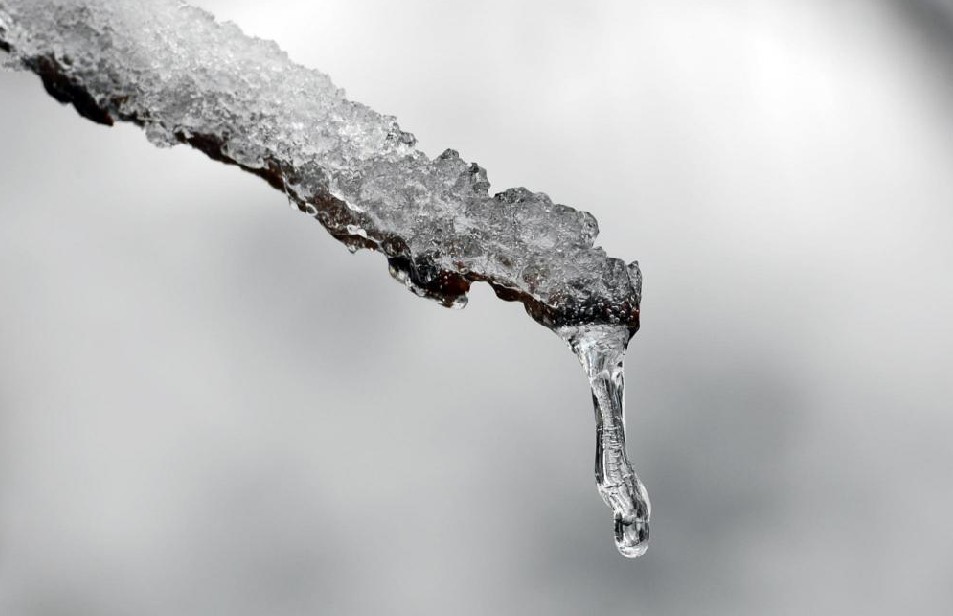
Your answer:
0;0;642;335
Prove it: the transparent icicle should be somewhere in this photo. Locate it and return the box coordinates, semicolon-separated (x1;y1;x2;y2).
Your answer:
559;325;650;557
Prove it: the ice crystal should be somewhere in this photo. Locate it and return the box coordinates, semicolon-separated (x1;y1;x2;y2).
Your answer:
0;0;641;331
0;0;650;557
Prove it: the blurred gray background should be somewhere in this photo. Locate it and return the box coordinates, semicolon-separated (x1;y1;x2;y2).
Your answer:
1;0;952;614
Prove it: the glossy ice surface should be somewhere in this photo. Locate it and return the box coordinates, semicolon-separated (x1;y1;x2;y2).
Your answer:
559;325;650;557
0;0;641;331
0;0;648;557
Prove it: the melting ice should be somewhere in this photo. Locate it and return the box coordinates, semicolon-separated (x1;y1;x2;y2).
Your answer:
0;0;650;557
559;325;650;557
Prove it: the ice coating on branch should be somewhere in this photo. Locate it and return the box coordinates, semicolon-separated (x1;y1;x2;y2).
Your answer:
0;0;641;331
1;0;653;559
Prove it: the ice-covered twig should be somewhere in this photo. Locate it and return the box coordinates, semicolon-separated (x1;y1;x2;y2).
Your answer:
0;0;642;333
2;0;655;557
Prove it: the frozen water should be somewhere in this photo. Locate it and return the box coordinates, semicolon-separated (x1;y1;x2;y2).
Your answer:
0;0;641;331
559;325;650;557
0;0;649;557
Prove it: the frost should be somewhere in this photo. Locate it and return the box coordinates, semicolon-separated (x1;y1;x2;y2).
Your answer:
0;0;641;332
